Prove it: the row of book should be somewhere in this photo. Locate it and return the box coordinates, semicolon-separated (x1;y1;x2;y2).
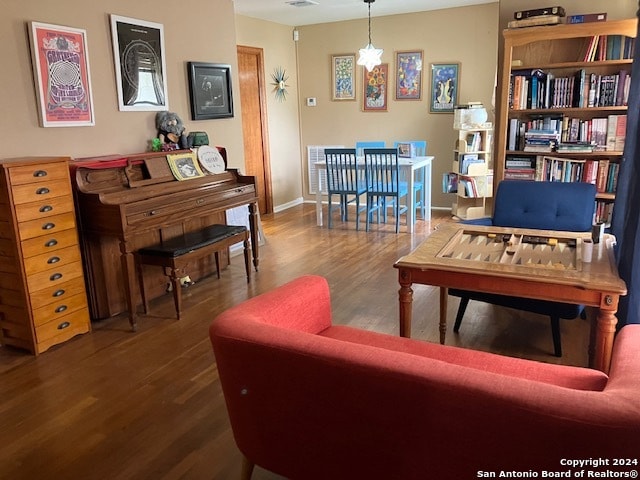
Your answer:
509;69;631;110
594;200;614;226
457;174;493;198
507;114;627;152
504;155;620;194
582;34;635;62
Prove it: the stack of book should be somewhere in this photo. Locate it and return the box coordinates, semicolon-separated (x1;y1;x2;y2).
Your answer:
524;129;560;153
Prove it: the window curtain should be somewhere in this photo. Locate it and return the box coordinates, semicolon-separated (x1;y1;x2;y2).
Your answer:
610;8;640;327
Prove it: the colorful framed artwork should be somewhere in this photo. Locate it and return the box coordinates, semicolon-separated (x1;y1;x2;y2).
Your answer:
187;62;234;120
362;63;388;112
331;54;356;101
110;15;168;112
28;22;95;127
430;62;460;113
395;50;423;100
167;152;205;181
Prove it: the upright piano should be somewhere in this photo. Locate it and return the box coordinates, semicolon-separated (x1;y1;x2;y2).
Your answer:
71;148;258;329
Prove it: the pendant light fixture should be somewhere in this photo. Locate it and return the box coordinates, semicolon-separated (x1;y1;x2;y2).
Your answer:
357;0;383;72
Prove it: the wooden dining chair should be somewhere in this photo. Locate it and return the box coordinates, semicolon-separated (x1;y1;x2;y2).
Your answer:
394;140;427;221
324;148;367;230
364;148;408;233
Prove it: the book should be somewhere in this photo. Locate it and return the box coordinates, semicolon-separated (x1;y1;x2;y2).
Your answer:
514;6;565;20
567;13;607;24
508;15;563;29
614;114;627;152
596;159;610;193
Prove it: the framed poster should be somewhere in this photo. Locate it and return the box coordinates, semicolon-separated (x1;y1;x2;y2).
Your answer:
187;62;234;120
331;54;356;101
28;22;95;127
395;50;423;100
110;15;168;111
362;63;388;112
430;63;459;113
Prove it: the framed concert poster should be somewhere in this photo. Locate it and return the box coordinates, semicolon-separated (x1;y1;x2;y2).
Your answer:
362;63;388;112
187;62;234;120
110;15;168;111
430;62;459;113
331;54;356;101
28;22;95;127
395;50;423;100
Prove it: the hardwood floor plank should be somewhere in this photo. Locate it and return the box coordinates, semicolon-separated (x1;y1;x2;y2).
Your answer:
0;204;590;479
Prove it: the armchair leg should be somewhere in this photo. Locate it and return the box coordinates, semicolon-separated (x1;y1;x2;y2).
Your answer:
550;315;562;357
241;455;255;480
453;297;470;333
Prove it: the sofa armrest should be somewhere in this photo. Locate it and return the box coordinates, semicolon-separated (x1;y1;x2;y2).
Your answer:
211;275;332;335
606;324;640;392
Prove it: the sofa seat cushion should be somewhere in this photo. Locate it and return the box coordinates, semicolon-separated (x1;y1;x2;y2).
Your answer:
319;325;608;391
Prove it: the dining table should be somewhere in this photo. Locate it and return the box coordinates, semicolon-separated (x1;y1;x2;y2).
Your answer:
314;155;434;233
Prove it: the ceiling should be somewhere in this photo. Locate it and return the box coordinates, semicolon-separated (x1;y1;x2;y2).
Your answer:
233;0;498;26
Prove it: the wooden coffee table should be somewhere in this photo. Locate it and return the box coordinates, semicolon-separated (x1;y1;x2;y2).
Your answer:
394;223;627;373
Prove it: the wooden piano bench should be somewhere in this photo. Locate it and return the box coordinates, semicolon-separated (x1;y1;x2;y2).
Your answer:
136;224;251;321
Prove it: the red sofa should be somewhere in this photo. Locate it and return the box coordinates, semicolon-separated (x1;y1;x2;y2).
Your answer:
209;275;640;480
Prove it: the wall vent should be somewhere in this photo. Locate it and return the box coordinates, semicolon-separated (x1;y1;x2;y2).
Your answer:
307;145;343;195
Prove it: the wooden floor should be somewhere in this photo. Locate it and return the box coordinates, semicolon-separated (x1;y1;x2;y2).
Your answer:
0;204;591;480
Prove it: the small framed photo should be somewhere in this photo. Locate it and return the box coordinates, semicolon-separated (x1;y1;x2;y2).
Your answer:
110;15;168;112
397;142;415;158
28;22;95;127
331;54;356;101
167;152;205;181
187;62;234;120
362;63;388;112
430;62;460;113
395;50;423;100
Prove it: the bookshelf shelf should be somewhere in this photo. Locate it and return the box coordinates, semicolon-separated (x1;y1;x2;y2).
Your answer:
496;18;637;226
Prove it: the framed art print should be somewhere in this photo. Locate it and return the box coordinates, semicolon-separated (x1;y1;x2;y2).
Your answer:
187;62;234;120
167;152;205;181
362;63;388;112
110;15;168;111
28;22;95;127
331;54;356;101
430;63;459;113
395;50;423;100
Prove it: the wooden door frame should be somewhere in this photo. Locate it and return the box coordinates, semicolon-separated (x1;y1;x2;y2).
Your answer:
238;45;273;214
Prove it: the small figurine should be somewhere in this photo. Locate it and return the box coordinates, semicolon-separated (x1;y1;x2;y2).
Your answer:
155;111;190;150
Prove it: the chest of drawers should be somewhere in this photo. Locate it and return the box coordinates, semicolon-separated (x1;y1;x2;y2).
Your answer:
0;156;90;354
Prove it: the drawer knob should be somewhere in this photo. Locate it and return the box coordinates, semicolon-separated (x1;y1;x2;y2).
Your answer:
34;170;48;177
42;223;55;230
55;305;68;314
45;239;58;247
36;187;50;195
53;289;65;297
50;273;63;281
57;321;70;330
47;256;60;264
39;205;53;213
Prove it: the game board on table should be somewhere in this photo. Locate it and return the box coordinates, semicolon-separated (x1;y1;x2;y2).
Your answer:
437;228;582;270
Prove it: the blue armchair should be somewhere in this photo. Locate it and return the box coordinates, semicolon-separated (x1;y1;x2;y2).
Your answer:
449;180;597;357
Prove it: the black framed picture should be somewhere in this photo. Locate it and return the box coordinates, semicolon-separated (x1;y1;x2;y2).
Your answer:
187;62;234;120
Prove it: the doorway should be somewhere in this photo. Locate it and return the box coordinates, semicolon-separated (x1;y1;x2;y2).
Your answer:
237;45;273;215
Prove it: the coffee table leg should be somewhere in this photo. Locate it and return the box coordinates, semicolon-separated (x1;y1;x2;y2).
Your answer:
398;270;413;337
439;287;448;344
590;296;619;373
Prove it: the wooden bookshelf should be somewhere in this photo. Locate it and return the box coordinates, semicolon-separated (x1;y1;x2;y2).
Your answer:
496;18;637;226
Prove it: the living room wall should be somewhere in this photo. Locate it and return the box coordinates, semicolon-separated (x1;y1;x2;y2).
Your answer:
1;0;247;170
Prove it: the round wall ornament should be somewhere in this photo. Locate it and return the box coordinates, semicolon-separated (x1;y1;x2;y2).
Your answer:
197;145;225;174
271;66;289;102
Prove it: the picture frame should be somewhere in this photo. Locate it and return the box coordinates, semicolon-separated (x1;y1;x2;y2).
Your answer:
110;15;168;112
430;62;460;113
187;62;234;120
167;152;205;181
331;54;356;101
395;50;423;100
362;63;388;112
28;22;95;127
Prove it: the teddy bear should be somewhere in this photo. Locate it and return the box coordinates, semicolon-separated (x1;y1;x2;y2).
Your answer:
155;111;190;150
